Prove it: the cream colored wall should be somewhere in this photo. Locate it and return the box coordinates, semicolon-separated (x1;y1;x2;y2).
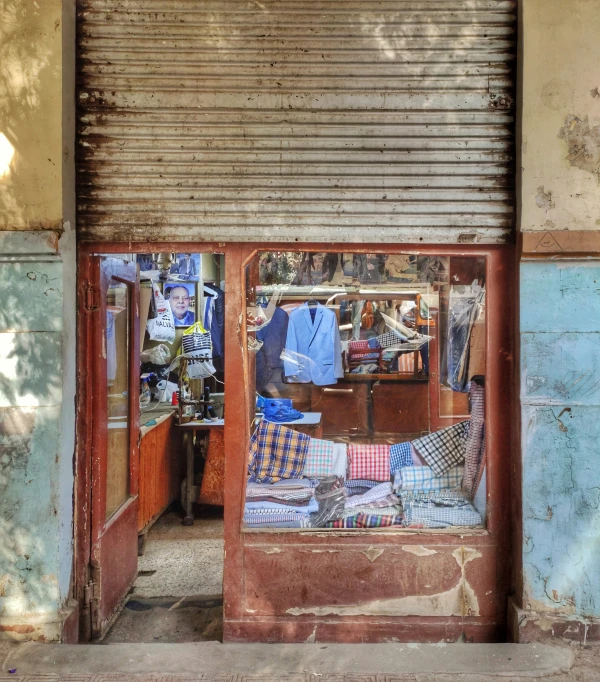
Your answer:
520;0;600;233
0;0;63;229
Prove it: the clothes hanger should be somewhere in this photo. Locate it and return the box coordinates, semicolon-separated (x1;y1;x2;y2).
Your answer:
306;298;319;307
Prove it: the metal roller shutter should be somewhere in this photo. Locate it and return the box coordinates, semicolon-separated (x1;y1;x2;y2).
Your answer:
77;0;516;243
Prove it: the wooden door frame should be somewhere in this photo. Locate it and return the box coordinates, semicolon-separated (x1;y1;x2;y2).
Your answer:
74;240;516;643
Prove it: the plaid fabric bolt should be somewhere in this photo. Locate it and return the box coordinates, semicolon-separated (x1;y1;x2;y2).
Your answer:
412;420;469;476
390;442;413;472
400;489;471;506
305;438;335;478
395;465;464;492
247;420;310;483
243;512;311;528
347;444;391;481
462;382;485;495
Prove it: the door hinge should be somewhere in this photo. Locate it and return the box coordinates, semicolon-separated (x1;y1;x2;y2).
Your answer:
83;580;99;606
85;283;99;312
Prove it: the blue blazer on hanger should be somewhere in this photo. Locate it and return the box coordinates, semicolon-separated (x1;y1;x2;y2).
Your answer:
283;303;344;386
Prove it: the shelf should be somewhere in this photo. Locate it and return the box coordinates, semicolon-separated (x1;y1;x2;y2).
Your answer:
342;373;429;383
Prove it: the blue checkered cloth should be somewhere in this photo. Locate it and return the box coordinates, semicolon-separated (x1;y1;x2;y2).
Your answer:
394;465;464;492
390;442;413;472
345;479;379;495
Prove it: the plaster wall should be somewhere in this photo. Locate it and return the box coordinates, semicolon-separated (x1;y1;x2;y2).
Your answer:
0;0;76;641
518;0;600;632
520;0;600;234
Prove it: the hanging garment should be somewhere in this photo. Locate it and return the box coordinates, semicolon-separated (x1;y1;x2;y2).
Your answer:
247;420;310;483
203;283;225;359
411;421;469;477
462;381;486;495
442;286;485;392
350;300;364;341
283;303;344;386
255;306;289;392
347;444;391;482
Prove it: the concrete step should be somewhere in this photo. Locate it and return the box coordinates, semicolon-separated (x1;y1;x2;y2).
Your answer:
1;642;573;679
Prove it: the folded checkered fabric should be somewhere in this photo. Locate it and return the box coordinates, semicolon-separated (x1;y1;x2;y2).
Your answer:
389;442;413;472
404;504;482;528
331;443;348;478
345;481;393;509
248;420;310;483
245;495;314;507
243;512;312;528
394;465;464;492
350;352;380;361
376;330;406;348
341;504;401;518
412;421;469;476
325;513;403;528
348;444;391;481
399;489;471;506
305;438;335;478
345;479;379;495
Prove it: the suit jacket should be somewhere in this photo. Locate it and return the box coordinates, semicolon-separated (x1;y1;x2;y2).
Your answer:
283;303;344;386
204;283;224;358
256;306;289;392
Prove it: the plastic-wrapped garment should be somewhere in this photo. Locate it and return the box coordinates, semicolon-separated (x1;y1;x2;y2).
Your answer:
441;287;485;392
309;476;346;528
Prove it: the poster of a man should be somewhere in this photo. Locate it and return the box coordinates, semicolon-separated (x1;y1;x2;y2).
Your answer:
170;253;199;280
165;283;196;327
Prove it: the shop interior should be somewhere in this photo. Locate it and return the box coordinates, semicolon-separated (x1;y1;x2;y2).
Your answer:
244;252;487;531
103;251;226;642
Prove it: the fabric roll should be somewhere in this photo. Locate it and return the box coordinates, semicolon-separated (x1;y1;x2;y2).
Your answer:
347;444;391;482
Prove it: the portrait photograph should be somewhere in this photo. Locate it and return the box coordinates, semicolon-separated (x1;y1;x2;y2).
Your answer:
164;282;196;327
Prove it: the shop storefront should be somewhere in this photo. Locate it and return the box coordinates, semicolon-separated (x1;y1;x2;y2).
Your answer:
75;1;517;643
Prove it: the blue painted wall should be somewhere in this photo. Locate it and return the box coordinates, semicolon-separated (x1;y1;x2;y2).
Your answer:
0;230;75;639
521;260;600;617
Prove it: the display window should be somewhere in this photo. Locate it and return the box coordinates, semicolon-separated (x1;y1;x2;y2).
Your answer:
243;251;487;532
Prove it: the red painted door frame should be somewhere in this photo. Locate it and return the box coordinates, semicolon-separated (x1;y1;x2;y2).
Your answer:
74;241;515;643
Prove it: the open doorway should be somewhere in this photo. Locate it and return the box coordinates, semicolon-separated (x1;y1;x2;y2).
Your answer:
77;250;226;643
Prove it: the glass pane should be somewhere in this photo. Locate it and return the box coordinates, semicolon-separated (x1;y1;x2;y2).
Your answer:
105;278;131;520
243;252;487;532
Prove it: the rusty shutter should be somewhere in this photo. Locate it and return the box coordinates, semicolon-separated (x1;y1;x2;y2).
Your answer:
77;0;516;244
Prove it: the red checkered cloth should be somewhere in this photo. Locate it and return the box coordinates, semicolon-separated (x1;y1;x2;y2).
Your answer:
347;444;391;481
348;340;371;354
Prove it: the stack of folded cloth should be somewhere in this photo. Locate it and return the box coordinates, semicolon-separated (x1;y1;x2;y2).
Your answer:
244;479;318;528
333;445;403;528
393;465;482;528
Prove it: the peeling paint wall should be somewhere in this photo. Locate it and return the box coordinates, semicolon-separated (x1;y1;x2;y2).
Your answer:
520;0;600;233
521;262;600;618
0;0;76;642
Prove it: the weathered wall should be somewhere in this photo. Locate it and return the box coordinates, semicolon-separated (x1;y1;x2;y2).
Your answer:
520;0;600;235
0;0;76;642
517;0;600;640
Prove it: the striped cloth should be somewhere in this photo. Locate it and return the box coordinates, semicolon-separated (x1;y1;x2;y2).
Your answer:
243;512;312;528
348;444;391;481
248;420;310;483
325;513;403;528
345;482;394;509
399;489;471;506
341;505;401;518
396;352;421;373
389;442;413;472
412;421;469;476
394;465;464;492
305;438;336;478
462;382;485;495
